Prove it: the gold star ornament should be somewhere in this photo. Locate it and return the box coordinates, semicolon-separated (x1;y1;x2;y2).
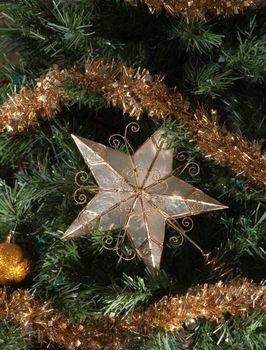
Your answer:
62;124;227;271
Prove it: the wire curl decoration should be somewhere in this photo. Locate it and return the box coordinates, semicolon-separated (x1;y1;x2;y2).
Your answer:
73;171;98;205
173;151;200;177
102;230;136;261
108;122;140;154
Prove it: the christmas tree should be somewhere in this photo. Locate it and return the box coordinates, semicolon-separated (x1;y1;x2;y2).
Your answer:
0;1;265;349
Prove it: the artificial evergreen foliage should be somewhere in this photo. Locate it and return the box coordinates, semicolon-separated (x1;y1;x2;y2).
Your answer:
0;1;265;349
0;319;32;350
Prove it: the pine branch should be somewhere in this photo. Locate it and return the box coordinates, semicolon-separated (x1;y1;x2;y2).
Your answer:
0;0;158;70
207;208;266;280
97;274;151;316
222;16;266;83
0;179;37;233
0;318;34;350
32;237;98;321
141;331;186;350
184;63;237;99
169;18;224;54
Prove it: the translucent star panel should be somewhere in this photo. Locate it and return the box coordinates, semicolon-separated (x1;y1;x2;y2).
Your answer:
146;193;190;218
126;196;166;270
138;240;163;273
147;176;198;197
72;135;137;186
99;197;135;231
146;176;227;218
62;191;133;239
90;163;132;191
72;135;105;165
133;129;173;187
185;190;226;214
72;135;133;191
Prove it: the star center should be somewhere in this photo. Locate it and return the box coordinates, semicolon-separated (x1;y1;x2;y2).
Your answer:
134;186;146;197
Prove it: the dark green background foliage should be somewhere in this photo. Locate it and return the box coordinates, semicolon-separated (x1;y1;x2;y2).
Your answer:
0;1;265;349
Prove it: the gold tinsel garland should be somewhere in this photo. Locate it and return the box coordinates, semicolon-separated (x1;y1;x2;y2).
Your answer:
72;60;266;186
187;107;266;185
129;278;266;332
0;288;123;350
0;279;265;349
0;67;65;133
125;0;255;18
0;59;265;185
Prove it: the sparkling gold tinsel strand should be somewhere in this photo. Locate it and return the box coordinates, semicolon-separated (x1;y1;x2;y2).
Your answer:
71;60;187;119
0;279;265;349
0;66;65;133
74;60;266;186
0;288;124;350
128;278;266;332
125;0;255;18
0;59;265;185
188;108;266;185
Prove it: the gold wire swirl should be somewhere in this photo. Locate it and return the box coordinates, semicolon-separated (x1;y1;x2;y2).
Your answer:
102;231;136;261
75;171;90;187
169;233;184;247
74;171;97;204
102;234;116;250
124;122;140;139
180;217;194;232
188;162;200;176
174;151;200;177
151;169;162;182
121;167;136;182
108;134;123;149
118;247;136;261
108;122;140;154
176;151;188;162
74;188;88;205
166;217;205;256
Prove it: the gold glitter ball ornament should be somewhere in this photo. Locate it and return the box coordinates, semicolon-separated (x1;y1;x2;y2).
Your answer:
0;240;30;284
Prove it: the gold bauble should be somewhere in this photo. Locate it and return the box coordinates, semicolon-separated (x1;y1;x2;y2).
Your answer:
0;241;30;284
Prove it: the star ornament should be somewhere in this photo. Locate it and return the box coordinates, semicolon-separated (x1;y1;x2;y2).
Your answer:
62;126;227;271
